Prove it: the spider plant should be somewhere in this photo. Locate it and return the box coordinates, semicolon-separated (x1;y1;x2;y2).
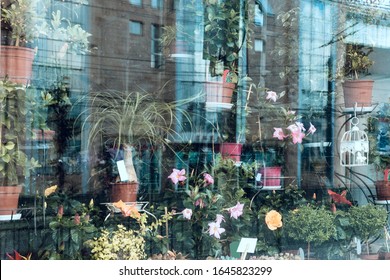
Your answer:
76;89;190;183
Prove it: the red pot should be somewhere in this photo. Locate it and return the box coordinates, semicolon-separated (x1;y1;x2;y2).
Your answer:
258;167;282;187
219;143;242;162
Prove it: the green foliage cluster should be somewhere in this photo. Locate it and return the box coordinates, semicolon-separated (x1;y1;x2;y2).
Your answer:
163;155;256;259
344;44;374;80
285;204;336;244
203;0;253;82
0;80;40;186
349;204;388;245
87;224;146;260
37;190;98;260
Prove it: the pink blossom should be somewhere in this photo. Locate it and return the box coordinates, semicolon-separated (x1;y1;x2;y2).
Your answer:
307;122;316;135
215;214;225;225
168;168;186;184
57;205;64;218
195;198;206;208
287;123;299;132
203;173;214;185
295;122;306;132
228;202;244;219
287;110;296;116
290;129;305;144
74;213;81;225
273;128;287;140
182;208;192;220
208;222;226;239
266;91;278;102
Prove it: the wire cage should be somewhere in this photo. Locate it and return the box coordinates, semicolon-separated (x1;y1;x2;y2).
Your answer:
340;116;369;167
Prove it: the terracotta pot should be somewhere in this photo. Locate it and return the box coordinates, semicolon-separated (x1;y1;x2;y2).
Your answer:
379;252;390;260
111;182;138;202
0;46;35;84
32;129;56;141
258;167;282;187
205;70;235;111
374;180;390;200
342;80;374;108
219;143;242;162
0;186;23;216
169;40;192;58
205;81;235;103
359;253;379;260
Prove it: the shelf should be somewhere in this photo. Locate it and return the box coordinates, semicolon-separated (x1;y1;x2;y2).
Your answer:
101;201;149;213
0;213;22;221
336;103;379;115
254;186;283;191
303;142;332;148
374;200;390;205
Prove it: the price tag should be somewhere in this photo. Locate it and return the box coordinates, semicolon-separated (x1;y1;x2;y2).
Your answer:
355;237;362;255
116;160;129;182
237;238;257;260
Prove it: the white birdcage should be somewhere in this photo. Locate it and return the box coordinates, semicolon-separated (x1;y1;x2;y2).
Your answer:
340;116;369;167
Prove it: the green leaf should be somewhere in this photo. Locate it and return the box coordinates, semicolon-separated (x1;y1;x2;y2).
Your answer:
2;154;11;163
4;141;15;150
70;228;80;244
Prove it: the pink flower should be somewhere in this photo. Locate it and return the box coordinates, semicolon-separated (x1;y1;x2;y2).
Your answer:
266;91;278;102
290;129;305;144
208;222;226;239
74;213;80;225
215;214;225;225
273;128;287;140
195;198;206;208
228;202;244;219
57;205;64;219
295;122;306;132
203;173;214;185
182;208;192;220
307;122;316;135
168;168;186;184
287;110;296;116
287;123;299;132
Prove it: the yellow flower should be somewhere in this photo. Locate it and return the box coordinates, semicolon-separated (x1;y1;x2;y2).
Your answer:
265;210;283;231
44;185;57;197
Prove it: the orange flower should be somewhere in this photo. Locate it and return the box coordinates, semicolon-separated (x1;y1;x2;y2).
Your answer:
265;210;283;231
113;200;140;219
44;185;57;197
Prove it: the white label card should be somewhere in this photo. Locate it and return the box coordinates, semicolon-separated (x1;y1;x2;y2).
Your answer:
237;238;257;254
116;160;129;182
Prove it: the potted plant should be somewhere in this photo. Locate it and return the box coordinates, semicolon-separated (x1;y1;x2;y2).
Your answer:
348;204;388;259
243;79;316;189
366;111;390;200
284;204;336;259
202;0;253;110
0;80;40;218
0;0;42;84
342;44;375;108
1;0;92;83
78;90;183;203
